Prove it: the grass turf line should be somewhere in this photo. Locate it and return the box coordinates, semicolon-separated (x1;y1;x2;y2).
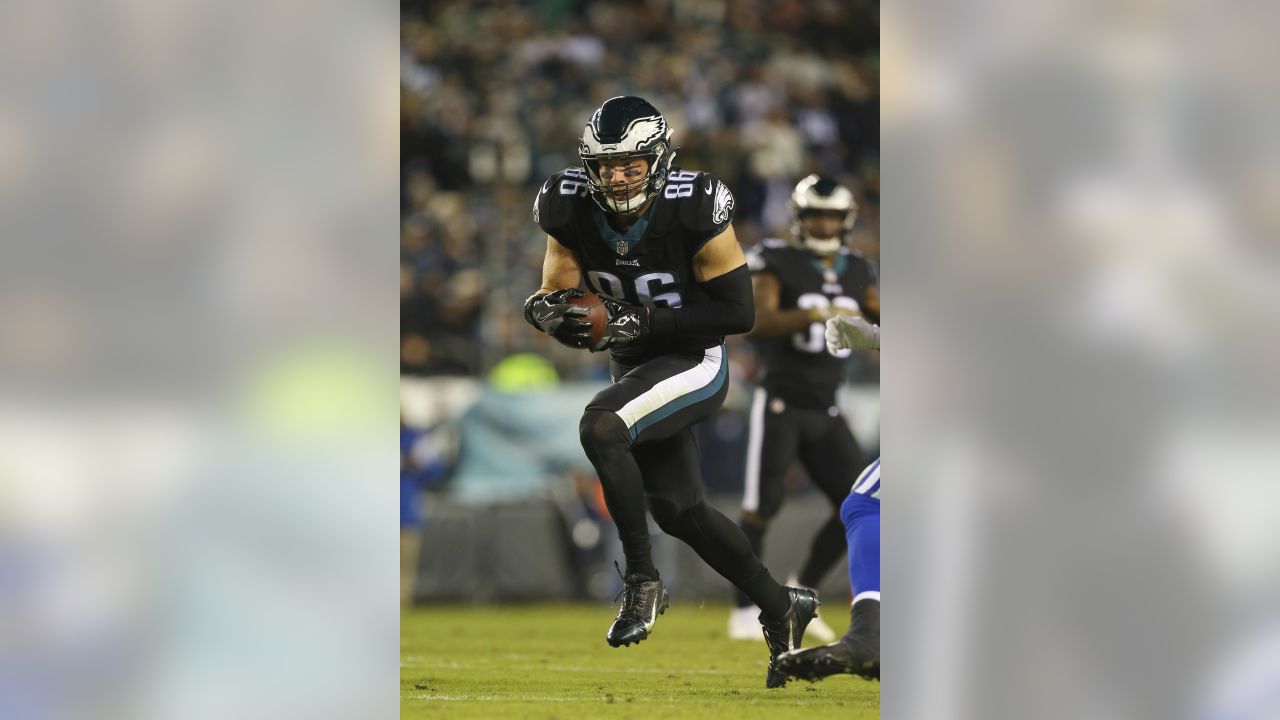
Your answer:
402;603;879;719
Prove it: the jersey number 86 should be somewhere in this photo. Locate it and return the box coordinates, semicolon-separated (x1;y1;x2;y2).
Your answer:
587;270;685;309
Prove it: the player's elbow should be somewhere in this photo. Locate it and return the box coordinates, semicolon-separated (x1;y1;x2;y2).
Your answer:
746;308;791;338
724;299;755;335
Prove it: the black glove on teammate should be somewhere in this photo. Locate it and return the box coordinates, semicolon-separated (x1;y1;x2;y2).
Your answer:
593;298;652;352
523;288;592;349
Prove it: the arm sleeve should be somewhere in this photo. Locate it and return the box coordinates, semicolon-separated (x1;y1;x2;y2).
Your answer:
649;264;754;337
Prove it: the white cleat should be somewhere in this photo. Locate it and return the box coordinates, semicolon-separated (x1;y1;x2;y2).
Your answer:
804;612;837;643
728;605;763;641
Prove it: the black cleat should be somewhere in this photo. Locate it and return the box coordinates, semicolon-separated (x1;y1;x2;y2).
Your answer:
776;633;880;681
760;587;820;688
606;574;669;648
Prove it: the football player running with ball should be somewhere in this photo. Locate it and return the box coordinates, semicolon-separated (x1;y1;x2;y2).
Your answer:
729;175;879;644
776;314;881;682
523;96;817;688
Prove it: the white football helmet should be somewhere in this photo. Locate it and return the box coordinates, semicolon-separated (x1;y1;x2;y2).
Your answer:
579;96;678;214
789;174;858;255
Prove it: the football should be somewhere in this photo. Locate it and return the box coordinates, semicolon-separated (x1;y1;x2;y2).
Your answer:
566;290;608;347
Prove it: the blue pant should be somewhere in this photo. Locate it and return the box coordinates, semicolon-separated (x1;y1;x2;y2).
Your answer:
842;458;881;598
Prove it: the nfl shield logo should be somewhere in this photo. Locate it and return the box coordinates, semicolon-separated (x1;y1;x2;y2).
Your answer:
616;241;629;255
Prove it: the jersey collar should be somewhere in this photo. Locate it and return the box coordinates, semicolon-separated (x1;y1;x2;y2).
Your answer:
808;252;847;278
591;202;654;256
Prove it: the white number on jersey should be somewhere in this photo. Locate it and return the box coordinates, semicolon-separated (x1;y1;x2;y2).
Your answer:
663;170;699;199
793;293;859;356
559;168;589;196
587;270;684;309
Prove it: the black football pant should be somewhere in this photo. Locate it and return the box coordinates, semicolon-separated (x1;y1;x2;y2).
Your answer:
578;345;790;619
736;387;865;606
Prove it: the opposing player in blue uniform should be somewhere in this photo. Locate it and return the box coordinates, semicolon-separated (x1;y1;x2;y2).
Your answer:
522;96;817;687
777;314;881;681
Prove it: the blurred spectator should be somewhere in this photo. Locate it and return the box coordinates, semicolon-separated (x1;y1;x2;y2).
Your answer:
400;412;457;605
401;0;880;380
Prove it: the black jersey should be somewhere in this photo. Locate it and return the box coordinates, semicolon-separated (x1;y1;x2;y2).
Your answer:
534;166;736;365
746;238;879;409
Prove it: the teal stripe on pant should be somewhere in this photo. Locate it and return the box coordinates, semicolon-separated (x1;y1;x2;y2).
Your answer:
628;347;728;441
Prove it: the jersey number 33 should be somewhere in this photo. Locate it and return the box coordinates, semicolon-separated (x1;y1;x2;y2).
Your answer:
794;293;858;357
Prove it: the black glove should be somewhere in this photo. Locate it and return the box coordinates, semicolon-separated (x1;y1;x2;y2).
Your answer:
523;288;592;349
592;298;652;352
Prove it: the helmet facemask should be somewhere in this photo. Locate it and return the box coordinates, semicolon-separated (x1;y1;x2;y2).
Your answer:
580;144;677;214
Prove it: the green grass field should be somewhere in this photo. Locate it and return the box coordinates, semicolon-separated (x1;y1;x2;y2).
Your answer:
402;603;879;719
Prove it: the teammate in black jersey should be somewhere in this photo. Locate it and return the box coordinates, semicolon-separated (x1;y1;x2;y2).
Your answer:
777;314;881;683
523;96;817;688
728;175;880;643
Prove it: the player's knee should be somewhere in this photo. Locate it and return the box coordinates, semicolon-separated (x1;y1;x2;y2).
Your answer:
579;409;630;454
648;496;693;537
841;492;880;525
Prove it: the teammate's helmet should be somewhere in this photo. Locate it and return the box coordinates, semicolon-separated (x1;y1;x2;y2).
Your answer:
789;175;858;255
579;96;679;214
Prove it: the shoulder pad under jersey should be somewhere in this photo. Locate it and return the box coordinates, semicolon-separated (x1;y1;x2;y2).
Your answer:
669;170;735;251
746;238;789;273
840;248;880;286
533;167;591;242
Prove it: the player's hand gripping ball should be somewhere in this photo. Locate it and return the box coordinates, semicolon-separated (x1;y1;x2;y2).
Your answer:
523;288;605;350
592;298;651;352
566;290;608;347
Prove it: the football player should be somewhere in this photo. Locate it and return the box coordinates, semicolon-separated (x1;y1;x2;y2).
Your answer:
776;314;881;682
729;175;879;643
522;96;818;688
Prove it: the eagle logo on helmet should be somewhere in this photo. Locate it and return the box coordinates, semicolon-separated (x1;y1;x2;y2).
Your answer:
578;96;680;215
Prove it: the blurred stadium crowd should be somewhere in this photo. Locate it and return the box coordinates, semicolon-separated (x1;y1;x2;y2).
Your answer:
401;0;881;380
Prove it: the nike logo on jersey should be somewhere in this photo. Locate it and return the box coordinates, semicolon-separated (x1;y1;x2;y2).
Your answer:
705;181;714;195
541;180;551;194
